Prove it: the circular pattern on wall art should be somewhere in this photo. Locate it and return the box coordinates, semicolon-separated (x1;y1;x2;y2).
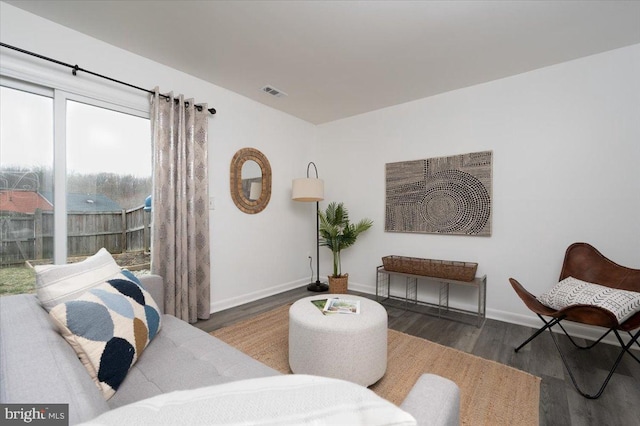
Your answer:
420;170;490;234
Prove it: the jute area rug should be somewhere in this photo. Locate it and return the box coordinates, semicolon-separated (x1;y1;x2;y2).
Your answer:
211;304;540;426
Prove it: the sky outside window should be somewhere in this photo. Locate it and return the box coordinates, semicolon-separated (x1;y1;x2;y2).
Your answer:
0;86;53;171
66;100;151;178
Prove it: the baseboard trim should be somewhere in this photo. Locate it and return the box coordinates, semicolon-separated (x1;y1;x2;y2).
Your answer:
348;281;636;349
210;278;309;313
212;279;636;351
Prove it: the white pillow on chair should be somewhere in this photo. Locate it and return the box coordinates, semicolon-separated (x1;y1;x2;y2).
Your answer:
538;276;640;324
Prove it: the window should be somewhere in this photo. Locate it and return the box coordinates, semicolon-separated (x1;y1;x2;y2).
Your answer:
65;99;151;260
0;80;150;295
0;84;54;294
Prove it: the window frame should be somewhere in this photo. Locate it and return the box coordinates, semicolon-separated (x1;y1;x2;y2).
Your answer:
1;76;151;264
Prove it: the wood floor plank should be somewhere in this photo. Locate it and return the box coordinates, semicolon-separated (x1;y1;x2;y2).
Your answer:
195;286;640;426
538;375;571;426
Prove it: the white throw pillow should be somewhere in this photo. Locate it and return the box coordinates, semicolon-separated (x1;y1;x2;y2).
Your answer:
35;248;122;311
78;375;417;426
538;276;640;324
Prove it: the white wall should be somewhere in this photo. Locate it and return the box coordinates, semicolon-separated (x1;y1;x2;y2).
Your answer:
3;2;638;336
0;2;319;312
317;44;640;337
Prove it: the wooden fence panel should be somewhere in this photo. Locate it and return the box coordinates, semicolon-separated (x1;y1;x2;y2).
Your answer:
0;205;150;265
125;206;150;252
67;211;124;255
39;212;54;259
0;215;35;265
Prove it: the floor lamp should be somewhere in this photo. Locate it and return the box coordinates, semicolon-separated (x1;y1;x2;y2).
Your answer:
292;162;329;292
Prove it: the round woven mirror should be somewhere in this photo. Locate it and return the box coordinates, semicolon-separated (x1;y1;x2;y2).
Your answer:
230;148;271;214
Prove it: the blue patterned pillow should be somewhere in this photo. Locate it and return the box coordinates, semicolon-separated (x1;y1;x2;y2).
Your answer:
49;270;162;399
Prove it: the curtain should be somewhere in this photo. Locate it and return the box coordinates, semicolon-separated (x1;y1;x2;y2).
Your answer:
150;89;210;323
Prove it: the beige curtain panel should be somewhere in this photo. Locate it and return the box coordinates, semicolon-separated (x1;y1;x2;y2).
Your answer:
150;89;211;323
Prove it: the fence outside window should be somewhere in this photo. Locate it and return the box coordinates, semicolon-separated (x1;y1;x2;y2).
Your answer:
0;205;150;266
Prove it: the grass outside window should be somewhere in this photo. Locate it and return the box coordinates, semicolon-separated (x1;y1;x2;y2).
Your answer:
0;266;36;296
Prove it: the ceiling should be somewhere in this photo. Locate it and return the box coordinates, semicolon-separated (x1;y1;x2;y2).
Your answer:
6;1;640;124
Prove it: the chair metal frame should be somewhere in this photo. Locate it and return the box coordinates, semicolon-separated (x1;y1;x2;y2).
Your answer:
510;242;640;399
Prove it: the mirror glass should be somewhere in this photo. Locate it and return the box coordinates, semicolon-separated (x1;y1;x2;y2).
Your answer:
230;148;271;214
241;160;262;200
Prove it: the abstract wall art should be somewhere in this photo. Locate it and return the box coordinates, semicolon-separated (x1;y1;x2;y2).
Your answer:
385;151;492;236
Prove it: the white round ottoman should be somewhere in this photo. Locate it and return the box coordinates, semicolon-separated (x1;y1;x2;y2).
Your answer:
288;294;388;387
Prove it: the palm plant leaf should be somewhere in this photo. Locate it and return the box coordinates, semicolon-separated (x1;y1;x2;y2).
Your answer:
318;201;373;277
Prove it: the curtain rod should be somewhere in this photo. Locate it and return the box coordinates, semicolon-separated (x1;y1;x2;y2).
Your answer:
0;42;217;115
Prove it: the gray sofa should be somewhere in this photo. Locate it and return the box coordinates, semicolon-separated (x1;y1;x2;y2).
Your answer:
0;274;460;425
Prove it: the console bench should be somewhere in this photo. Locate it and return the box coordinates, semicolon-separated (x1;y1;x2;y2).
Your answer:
376;265;486;327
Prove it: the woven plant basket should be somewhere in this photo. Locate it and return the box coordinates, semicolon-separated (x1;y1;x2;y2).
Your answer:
328;274;349;294
382;256;477;282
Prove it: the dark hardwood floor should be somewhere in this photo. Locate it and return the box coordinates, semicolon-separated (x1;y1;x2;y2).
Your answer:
195;286;640;426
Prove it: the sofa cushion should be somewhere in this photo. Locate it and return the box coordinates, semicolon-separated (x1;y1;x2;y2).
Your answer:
0;294;110;425
35;248;122;311
80;375;417;426
49;270;162;400
538;276;640;324
108;314;280;408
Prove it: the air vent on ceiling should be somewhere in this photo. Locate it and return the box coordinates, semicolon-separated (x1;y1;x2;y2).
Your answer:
261;85;287;98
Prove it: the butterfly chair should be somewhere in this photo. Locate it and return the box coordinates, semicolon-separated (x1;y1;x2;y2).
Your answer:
509;242;640;399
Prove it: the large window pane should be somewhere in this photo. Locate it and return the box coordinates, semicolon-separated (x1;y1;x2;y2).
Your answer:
0;86;54;259
0;85;54;294
66;100;151;259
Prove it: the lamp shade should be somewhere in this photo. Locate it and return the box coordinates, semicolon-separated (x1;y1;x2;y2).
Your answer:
292;178;324;202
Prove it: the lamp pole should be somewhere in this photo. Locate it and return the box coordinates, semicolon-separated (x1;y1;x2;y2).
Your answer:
307;188;328;292
314;200;322;286
292;162;328;292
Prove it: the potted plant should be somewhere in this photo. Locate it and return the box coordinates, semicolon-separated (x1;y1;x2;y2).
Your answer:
318;201;373;293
